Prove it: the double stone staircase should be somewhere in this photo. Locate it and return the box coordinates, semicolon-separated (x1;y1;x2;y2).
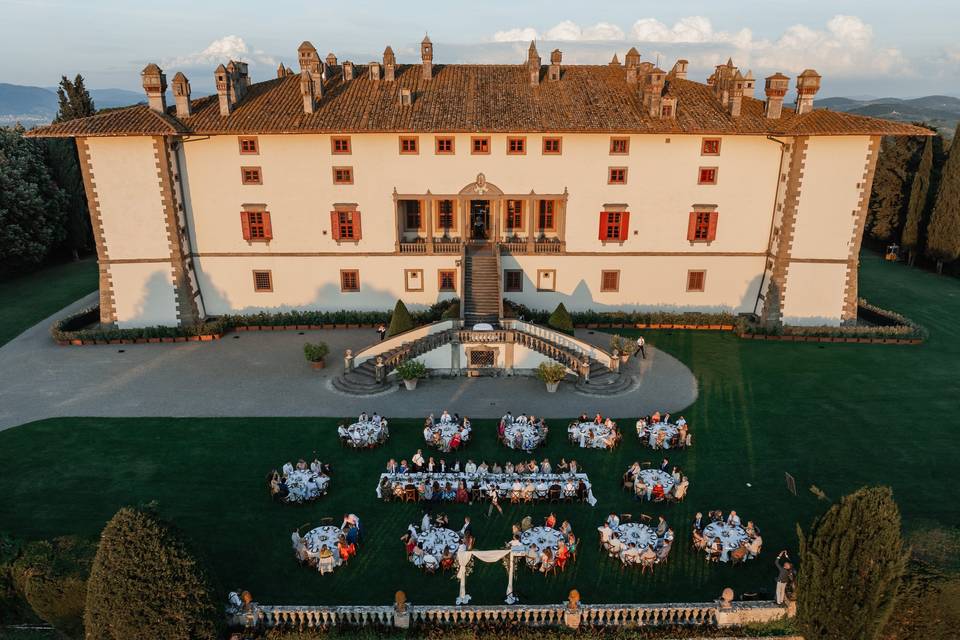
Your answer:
462;244;500;326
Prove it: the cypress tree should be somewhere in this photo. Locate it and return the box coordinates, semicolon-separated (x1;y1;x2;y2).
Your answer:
901;136;933;265
547;302;574;335
867;137;919;242
925;127;960;273
54;75;95;123
796;486;907;640
84;507;219;640
387;299;415;337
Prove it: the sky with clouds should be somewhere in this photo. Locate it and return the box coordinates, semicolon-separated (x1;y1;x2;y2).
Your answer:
0;0;957;98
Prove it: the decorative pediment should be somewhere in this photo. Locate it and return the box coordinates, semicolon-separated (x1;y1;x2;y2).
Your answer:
459;173;503;196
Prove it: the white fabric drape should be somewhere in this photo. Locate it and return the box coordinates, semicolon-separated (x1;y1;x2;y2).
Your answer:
456;549;518;604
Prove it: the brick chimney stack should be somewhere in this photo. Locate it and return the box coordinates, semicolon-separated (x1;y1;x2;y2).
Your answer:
171;72;192;118
215;64;232;116
625;47;640;84
670;59;688;80
300;70;317;114
298;41;324;87
643;68;665;117
728;71;745;117
276;62;286;79
383;46;396;81
225;61;247;103
140;63;167;114
326;53;338;67
369;61;381;81
795;69;821;114
548;49;562;81
527;41;541;86
764;73;789;119
421;35;433;80
343;61;354;82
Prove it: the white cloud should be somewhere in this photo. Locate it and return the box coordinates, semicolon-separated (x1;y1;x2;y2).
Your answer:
492;27;539;43
493;21;624;43
163;35;277;68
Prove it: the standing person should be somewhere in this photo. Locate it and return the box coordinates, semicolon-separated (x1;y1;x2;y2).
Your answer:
487;485;503;517
376;323;387;341
774;551;794;605
635;335;646;359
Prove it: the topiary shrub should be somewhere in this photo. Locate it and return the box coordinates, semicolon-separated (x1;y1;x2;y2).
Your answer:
11;536;95;639
84;507;220;640
387;300;415;337
547;303;574;335
440;301;460;320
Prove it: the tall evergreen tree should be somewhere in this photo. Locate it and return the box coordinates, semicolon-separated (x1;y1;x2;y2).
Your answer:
901;136;934;265
387;299;414;337
925;128;960;273
796;486;907;640
54;75;95;123
867;136;922;242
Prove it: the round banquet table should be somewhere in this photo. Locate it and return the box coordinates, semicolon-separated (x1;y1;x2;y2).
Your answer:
520;527;564;551
637;469;676;496
614;522;657;550
345;421;386;447
284;470;330;503
702;522;749;562
647;423;679;449
425;421;464;449
503;421;545;451
420;527;461;558
304;526;344;562
570;422;616;449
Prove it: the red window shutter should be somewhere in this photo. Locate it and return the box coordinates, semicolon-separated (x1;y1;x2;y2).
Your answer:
598;212;608;241
619;211;630;242
262;211;273;240
687;212;697;241
707;211;719;242
330;211;340;241
353;211;362;241
240;211;251;241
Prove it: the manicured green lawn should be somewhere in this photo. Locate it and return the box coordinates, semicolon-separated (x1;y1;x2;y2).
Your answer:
0;259;97;346
0;253;957;607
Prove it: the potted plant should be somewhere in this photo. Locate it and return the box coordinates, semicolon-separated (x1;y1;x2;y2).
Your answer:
395;359;427;390
535;361;568;393
303;341;330;370
619;340;637;362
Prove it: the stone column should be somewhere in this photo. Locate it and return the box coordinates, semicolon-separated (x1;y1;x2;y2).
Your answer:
559;189;569;252
392;189;401;253
425;194;434;254
526;195;536;253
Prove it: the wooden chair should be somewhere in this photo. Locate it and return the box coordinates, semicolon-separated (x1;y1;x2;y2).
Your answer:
320;517;334;525
638;514;653;524
403;486;418;503
619;513;633;523
548;485;562;503
640;461;652;469
640;557;655;575
621;473;633;492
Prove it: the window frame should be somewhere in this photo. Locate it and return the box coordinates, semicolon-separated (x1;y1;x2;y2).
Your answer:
332;166;354;185
599;211;630;243
537;200;557;232
701;138;721;156
504;269;523;293
600;270;620;293
471;136;491;155
400;200;424;232
608;166;628;185
331;136;352;155
238;136;259;155
435;136;455;155
686;270;706;292
252;269;273;292
241;209;272;242
240;166;262;185
542;137;562;155
506;136;527;155
404;268;424;292
687;210;718;243
436;199;458;232
438;269;457;292
331;209;361;242
505;199;524;232
536;269;556;292
340;269;360;292
698;166;718;185
609;137;630;155
399;136;420;155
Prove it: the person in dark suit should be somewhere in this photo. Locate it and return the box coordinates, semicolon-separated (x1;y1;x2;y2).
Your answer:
693;511;703;531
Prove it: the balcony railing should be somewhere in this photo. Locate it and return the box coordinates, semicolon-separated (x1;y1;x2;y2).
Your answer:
498;239;565;254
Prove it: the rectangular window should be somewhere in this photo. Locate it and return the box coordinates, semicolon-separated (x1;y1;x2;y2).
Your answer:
340;270;360;292
698;167;718;185
701;138;721;155
240;166;262;185
687;210;719;242
471;136;490;155
436;200;457;231
399;136;419;154
542;137;562;155
505;200;524;231
661;103;673;117
252;270;272;292
435;136;455;154
404;269;424;292
332;166;354;184
438;269;457;292
400;200;423;231
240;210;273;241
330;210;362;241
507;137;526;155
598;211;630;242
538;200;556;231
687;270;706;292
504;270;523;292
609;137;629;155
331;137;351;154
600;270;620;292
238;137;259;154
536;269;556;292
608;167;627;185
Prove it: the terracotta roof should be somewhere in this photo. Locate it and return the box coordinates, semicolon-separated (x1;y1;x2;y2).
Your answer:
26;64;931;138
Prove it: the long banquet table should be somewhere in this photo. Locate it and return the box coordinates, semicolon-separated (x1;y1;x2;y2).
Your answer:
376;471;597;506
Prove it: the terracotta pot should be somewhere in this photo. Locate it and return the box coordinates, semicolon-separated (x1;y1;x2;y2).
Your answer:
613;323;625;328
586;323;598;329
709;324;722;330
109;339;122;345
174;336;187;343
82;339;96;346
161;337;174;343
188;336;200;342
200;335;214;342
635;323;648;329
684;324;697;330
236;326;249;332
574;324;586;328
311;359;326;370
147;338;160;343
403;378;419;391
349;323;361;329
649;324;662;329
70;339;83;346
95;339;109;345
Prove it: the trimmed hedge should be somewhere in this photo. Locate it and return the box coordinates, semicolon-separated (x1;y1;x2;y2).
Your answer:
740;299;927;341
504;299;739;328
547;303;574;335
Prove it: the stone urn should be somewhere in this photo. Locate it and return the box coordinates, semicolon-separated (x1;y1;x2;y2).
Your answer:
404;378;419;391
393;590;410;629
545;381;559;393
563;589;582;629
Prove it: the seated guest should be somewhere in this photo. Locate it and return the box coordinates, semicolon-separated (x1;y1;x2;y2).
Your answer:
545;512;557;528
392;483;404;499
730;543;748;564
505;461;515;474
386;459;397;473
693;512;704;531
541;458;552;474
450;432;462;450
359;411;369;422
663;528;675;544
606;512;620;529
456;482;469;503
412;449;425;471
621;542;641;564
440;410;452;423
283;461;295;475
745;521;758;537
422;483;433;501
539;548;555;573
598;522;613;545
640;545;657;566
634;478;648;500
747;534;763;558
671;467;682;484
594;412;603;425
635;418;647;439
578;412;589;423
607;533;624;556
569;460;579;473
557;458;569;473
442;484;457;501
520;515;533;531
310;458;323;474
727;511;742;527
526;544;540;567
651;411;661;424
398;459;409;474
477;461;489;474
655;516;668;538
493;462;503;474
710;510;724;523
559;520;573;537
556;540;570;570
577;479;589;501
708;538;723;561
692;528;706;550
464;459;477;474
434;513;449;528
651;482;665;502
423;424;432;442
656;541;672;563
427;456;436;473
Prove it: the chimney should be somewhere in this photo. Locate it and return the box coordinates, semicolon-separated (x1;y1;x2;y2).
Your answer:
625;47;640;84
548;49;562;81
643;68;665;117
609;54;620;66
343;60;354;81
171;72;192;118
795;69;821;114
764;73;789;119
215;64;232;116
728;71;744;117
660;96;677;119
225;61;245;103
383;46;396;81
670;59;688;80
326;52;338;67
421;35;433;80
369;61;381;81
743;70;755;98
399;88;413;106
277;62;286;79
527;41;541;86
232;60;250;89
300;70;317;114
298;41;320;74
140;63;167;114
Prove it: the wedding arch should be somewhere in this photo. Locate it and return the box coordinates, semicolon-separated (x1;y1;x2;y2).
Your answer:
455;547;525;605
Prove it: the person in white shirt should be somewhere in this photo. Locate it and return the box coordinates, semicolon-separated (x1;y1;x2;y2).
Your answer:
676;416;686;428
635;418;647;438
440;410;452;423
464;460;477;474
427;457;435;473
359;411;369;422
727;511;741;527
607;533;624;556
337;425;348;439
540;459;552;474
634;336;646;359
421;512;431;532
606;512;620;529
621;542;641;564
371;413;381;425
412;450;425;470
423;425;432;442
452;460;461;472
598;523;613;545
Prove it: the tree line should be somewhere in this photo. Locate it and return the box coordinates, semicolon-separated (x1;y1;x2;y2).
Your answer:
0;75;96;277
867;124;960;274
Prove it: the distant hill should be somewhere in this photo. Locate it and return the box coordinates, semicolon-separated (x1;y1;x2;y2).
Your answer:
813;95;959;139
0;83;143;125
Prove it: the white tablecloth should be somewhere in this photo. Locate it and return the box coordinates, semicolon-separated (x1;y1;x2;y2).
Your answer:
424;418;470;450
304;526;344;564
703;522;748;562
284;470;330;503
637;469;676;496
647;423;679;449
503;421;546;451
343;421;386;447
613;522;657;550
376;471;597;506
569;422;617;449
519;527;564;552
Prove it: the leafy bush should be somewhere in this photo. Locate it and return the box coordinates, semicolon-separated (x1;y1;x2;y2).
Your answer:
303;342;330;362
503;299;739;329
394;359;427;380
441;301;461;320
387;300;415;337
535;361;568;384
84;507;219;640
547;303;574;335
740;299;927;341
11;536;95;639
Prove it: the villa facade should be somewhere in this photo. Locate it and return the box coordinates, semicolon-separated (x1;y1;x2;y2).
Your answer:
29;39;928;328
